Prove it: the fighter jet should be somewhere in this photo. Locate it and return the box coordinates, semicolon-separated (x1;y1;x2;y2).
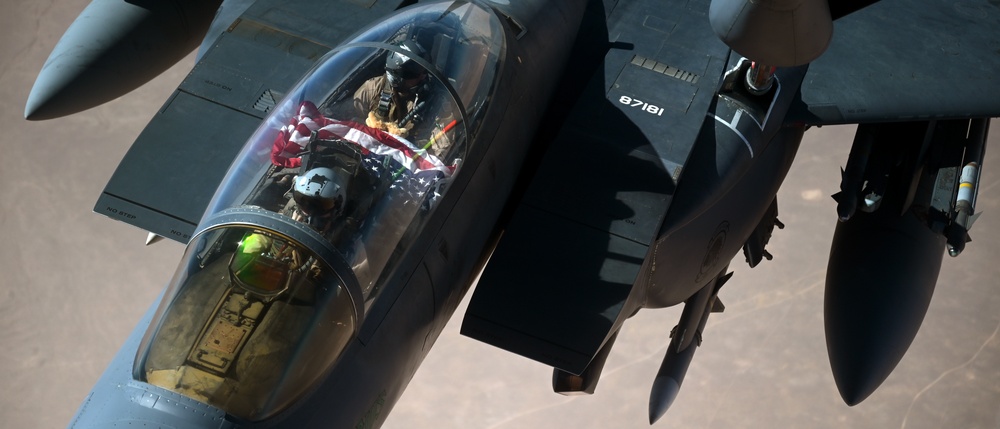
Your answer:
24;0;1000;427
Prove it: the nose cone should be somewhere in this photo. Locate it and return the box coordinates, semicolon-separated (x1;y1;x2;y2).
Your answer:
648;339;699;424
824;208;944;406
26;0;153;120
24;0;217;120
648;375;681;424
24;52;99;120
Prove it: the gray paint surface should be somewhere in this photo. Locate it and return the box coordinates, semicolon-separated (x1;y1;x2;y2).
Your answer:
2;1;999;428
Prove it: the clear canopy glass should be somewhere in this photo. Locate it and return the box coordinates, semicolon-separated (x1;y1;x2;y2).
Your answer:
135;1;504;421
205;0;504;297
141;225;355;421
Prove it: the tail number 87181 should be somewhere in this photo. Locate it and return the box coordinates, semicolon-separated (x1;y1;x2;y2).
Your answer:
619;95;665;116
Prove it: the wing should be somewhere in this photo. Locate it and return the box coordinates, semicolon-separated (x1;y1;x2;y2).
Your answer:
95;0;409;242
788;0;1000;125
461;0;732;374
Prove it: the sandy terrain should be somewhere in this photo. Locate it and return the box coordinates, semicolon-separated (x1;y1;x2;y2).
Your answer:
1;1;998;428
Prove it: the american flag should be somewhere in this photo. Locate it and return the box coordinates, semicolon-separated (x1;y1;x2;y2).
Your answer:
273;101;453;176
275;101;455;208
361;155;450;209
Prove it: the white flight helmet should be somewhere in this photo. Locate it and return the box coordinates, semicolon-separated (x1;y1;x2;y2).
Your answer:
292;167;346;218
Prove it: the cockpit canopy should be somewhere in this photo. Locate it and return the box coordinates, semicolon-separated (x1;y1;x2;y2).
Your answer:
205;0;504;296
230;231;295;296
135;1;504;422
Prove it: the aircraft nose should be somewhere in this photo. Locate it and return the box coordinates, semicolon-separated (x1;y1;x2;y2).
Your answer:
73;418;177;429
69;380;230;429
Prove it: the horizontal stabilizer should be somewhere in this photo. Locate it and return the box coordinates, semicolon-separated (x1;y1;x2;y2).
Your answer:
462;0;731;373
95;91;261;242
95;0;408;242
461;206;650;373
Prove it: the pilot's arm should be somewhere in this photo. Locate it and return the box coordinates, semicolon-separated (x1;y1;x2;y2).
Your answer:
353;76;384;118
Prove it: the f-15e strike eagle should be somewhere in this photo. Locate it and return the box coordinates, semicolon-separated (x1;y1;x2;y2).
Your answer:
25;0;999;427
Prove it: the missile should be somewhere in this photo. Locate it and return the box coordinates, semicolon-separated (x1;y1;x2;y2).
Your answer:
947;162;980;256
25;0;221;120
742;198;783;268
648;330;698;425
648;272;729;424
955;162;979;221
833;125;876;222
947;118;989;256
824;204;944;405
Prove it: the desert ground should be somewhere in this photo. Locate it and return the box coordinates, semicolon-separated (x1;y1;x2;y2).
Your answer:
1;1;998;428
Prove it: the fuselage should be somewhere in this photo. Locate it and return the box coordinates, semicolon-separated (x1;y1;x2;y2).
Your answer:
642;61;809;309
67;1;586;428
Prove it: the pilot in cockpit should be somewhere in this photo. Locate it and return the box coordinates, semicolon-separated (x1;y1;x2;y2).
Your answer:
290;167;347;235
354;39;430;138
354;39;456;157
